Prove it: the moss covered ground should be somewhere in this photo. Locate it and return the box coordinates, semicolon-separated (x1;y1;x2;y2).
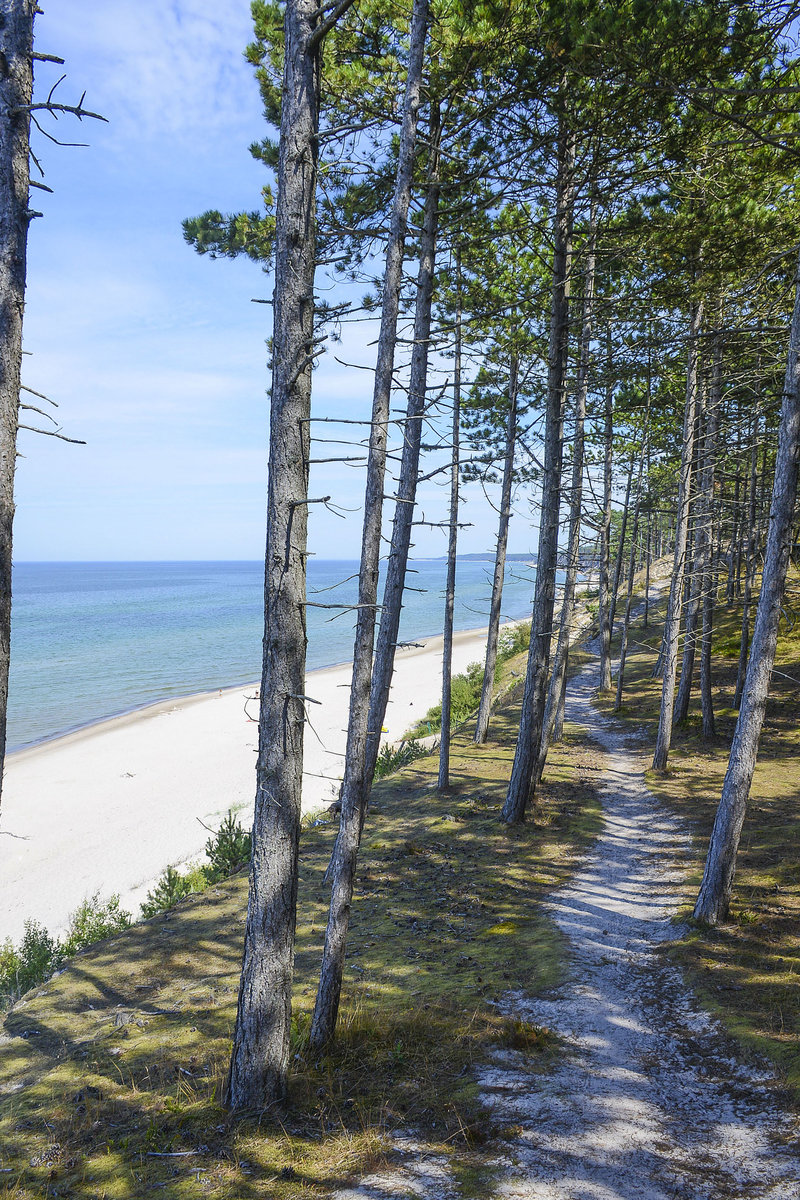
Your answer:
595;569;800;1100
0;649;603;1198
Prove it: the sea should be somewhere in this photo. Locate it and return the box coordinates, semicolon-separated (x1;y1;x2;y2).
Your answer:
7;558;540;753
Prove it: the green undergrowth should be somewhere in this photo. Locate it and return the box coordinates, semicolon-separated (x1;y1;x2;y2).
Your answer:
372;737;428;780
408;623;531;739
0;650;603;1199
0;814;255;1009
594;565;800;1101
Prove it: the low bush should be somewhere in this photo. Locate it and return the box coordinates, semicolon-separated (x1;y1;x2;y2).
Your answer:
0;920;63;1006
373;738;429;780
496;621;531;665
140;865;195;918
204;809;250;882
140;811;251;917
1;812;253;1005
409;660;486;738
61;892;131;957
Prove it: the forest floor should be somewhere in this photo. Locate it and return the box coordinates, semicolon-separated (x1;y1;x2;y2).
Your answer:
0;643;603;1198
335;590;800;1200
3;580;800;1198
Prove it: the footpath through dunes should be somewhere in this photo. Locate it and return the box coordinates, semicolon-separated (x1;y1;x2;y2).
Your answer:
0;640;605;1198
337;645;800;1200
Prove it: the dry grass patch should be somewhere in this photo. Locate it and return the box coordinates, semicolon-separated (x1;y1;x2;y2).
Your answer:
0;657;602;1198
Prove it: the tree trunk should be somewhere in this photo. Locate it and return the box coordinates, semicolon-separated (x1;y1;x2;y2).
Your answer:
308;0;428;1053
598;367;614;691
538;205;596;780
726;435;741;605
734;414;760;708
673;387;705;728
643;494;652;628
694;251;800;924
553;643;567;742
474;354;518;744
438;263;461;790
700;327;721;739
652;297;703;772
0;0;34;814
361;111;441;797
614;406;649;711
608;454;634;634
227;0;321;1109
502;121;574;824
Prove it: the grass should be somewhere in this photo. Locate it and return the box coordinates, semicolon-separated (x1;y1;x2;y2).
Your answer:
1;814;256;1007
0;648;603;1199
595;565;800;1100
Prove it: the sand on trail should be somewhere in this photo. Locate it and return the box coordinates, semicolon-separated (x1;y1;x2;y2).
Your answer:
335;642;800;1200
0;624;495;943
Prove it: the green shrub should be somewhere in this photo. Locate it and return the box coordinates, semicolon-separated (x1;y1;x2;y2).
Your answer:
1;894;139;1007
185;864;211;892
204;810;251;883
61;892;132;958
139;812;251;920
404;626;531;745
449;660;484;722
496;621;531;666
409;660;485;738
373;738;429;781
0;939;21;1005
17;921;62;993
140;866;194;919
0;921;63;1004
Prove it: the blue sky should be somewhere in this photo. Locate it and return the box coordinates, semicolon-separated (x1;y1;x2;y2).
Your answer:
14;1;536;562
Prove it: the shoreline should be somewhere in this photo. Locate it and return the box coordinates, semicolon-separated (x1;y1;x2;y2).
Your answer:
6;618;501;764
0;619;515;943
5;612;535;760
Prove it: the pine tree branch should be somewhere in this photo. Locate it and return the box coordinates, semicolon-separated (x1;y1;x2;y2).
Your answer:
308;0;357;50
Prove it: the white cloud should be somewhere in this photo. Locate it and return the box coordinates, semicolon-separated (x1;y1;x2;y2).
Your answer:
34;2;263;148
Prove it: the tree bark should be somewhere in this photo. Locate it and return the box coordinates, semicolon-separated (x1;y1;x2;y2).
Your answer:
227;0;321;1109
0;0;34;814
614;392;649;711
473;353;518;744
597;366;614;691
694;251;800;924
308;0;428;1053
361;110;441;798
503;121;574;824
652;297;703;772
643;482;652;629
608;454;634;634
726;433;741;605
552;644;567;742
734;413;760;709
700;328;721;739
673;387;705;728
538;205;596;779
438;261;461;790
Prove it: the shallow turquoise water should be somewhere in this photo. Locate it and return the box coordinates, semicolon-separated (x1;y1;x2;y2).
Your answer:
8;559;540;751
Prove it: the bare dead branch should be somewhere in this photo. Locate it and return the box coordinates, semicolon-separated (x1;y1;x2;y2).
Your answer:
288;495;332;508
18;423;85;444
20;402;58;423
21;384;57;406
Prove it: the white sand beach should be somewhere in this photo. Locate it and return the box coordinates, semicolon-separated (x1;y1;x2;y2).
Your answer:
0;625;499;943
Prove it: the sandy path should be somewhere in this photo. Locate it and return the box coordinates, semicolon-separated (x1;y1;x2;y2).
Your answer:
337;647;800;1199
0;625;492;943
